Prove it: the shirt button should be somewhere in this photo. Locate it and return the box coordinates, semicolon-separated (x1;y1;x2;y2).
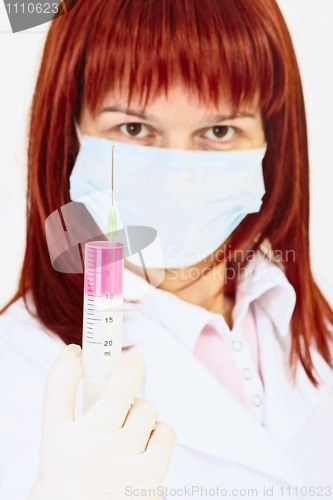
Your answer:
242;368;252;380
252;395;263;407
231;340;243;351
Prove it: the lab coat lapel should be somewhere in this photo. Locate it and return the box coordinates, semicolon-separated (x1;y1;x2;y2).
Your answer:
128;314;304;486
255;301;333;447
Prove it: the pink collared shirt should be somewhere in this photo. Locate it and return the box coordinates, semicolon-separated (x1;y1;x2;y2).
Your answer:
193;288;264;417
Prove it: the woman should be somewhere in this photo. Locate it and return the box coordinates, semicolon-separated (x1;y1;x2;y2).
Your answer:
1;0;333;498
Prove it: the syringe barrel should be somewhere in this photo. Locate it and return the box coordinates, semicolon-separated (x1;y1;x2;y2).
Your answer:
82;241;124;414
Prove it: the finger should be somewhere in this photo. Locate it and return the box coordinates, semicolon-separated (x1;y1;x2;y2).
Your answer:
143;421;177;481
81;351;146;436
104;397;159;456
85;422;177;489
77;398;159;460
42;344;83;435
121;397;159;452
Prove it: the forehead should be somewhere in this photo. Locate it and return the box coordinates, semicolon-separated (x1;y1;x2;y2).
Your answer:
94;84;261;120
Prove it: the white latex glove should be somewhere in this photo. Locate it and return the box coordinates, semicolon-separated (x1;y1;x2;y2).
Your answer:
28;344;177;500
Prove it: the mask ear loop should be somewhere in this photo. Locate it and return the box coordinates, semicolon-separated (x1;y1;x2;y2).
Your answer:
74;121;84;147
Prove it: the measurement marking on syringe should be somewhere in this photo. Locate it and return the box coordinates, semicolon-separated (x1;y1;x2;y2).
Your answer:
92;319;102;321
88;322;93;325
87;341;102;344
89;271;102;274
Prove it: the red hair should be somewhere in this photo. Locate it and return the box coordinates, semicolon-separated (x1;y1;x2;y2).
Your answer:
2;0;333;386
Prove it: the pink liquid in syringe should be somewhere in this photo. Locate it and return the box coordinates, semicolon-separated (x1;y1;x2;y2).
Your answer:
84;241;124;298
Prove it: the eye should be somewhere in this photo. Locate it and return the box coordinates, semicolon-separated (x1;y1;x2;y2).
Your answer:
204;126;236;141
119;123;149;138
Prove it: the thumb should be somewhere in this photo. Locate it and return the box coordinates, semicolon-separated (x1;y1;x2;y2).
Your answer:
42;344;83;435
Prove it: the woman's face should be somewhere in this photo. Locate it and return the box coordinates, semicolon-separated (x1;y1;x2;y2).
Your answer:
79;84;266;151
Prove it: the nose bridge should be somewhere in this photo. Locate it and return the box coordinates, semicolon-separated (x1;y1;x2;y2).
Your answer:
160;129;198;150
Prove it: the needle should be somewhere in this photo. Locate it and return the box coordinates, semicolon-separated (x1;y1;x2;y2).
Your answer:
112;145;114;207
108;145;118;246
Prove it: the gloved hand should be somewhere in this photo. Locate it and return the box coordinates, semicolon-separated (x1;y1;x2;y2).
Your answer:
28;344;177;500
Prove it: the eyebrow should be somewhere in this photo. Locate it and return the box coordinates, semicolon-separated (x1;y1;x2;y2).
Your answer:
204;111;256;124
99;105;256;123
99;105;158;122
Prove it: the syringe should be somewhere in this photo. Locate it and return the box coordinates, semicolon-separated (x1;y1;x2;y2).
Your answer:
81;145;125;415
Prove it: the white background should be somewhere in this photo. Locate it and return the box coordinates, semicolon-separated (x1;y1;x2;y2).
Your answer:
0;0;333;309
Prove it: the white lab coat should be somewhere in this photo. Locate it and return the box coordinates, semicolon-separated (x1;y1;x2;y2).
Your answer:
1;251;333;500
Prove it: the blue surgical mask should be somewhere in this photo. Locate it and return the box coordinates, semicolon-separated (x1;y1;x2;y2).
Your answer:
69;131;267;269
